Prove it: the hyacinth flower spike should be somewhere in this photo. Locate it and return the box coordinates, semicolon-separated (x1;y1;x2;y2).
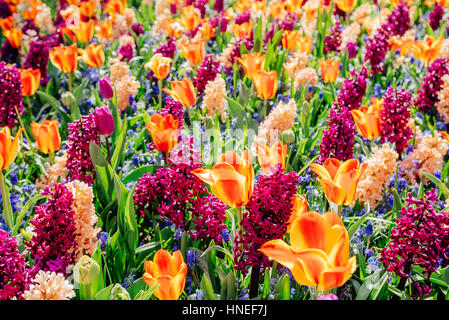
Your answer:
0;127;23;231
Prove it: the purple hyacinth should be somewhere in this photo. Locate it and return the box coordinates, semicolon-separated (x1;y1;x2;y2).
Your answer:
386;1;410;36
214;0;224;12
318;106;356;163
154;37;177;59
233;166;298;275
26;184;78;277
380;87;413;153
119;44;134;62
324;22;342;54
0;38;18;64
0;0;11;18
336;66;368;111
380;189;449;299
0;62;24;128
429;4;444;30
131;23;144;36
193;54;221;96
235;10;251;25
415;58;449;114
24;40;50;86
66;113;101;185
0;230;30;300
364;25;391;74
278;12;297;31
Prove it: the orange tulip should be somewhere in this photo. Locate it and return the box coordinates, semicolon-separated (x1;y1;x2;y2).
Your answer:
236;52;265;81
319;59;340;83
78;43;105;68
335;0;357;12
105;0;126;18
69;19;95;43
0;16;14;32
30;120;61;154
19;68;40;96
95;19;113;39
256;141;287;174
233;22;253;39
297;36;313;55
4;28;22;48
310;158;367;206
389;36;414;56
180;5;200;31
441;131;449;142
350;98;382;140
0;127;23;171
163;77;196;108
287;195;309;232
282;30;301;51
145;53;172;80
167;19;184;38
22;8;38;22
192;150;254;208
181;40;204;65
60;26;77;43
260;210;357;291
412;35;444;64
145;113;179;153
79;0;96;18
200;21;216;41
269;1;286;18
49;44;78;73
253;69;278;100
143;249;187;300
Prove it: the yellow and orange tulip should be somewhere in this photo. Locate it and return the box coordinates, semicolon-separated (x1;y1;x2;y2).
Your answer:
143;249;187;300
78;43;105;68
145;113;179;153
145;53;172;80
69;19;95;43
49;44;78;74
236;52;265;81
253;69;278;100
260;210;357;291
256;141;287;174
19;68;41;96
79;0;96;18
282;30;301;51
60;26;77;43
0;16;14;32
0;127;23;171
30;120;61;154
4;28;22;48
95;19;113;39
310;158;367;206
105;0;126;18
181;40;204;66
167;19;185;38
200;21;216;41
287;195;309;232
163;77;196;108
297;36;313;55
319;59;340;83
441;131;449;143
233;22;253;39
350;98;383;140
389;36;414;56
180;5;200;31
412;35;444;64
335;0;357;12
192;150;254;208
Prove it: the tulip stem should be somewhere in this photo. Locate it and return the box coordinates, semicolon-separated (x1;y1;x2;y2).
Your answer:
105;136;111;164
14;105;34;153
68;73;73;93
337;204;343;217
0;170;13;231
263;99;268;119
49;152;55;165
85;283;91;300
158;79;162;109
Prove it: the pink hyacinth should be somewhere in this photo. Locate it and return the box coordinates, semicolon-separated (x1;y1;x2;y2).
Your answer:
380;87;413;153
324;22;342;55
318;106;355;164
0;62;24;128
336;66;368;111
386;1;410;36
380;189;449;299
24;40;50;86
364;25;391;74
193;54;221;96
233;166;298;275
26;184;78;277
66;113;101;185
0;230;30;300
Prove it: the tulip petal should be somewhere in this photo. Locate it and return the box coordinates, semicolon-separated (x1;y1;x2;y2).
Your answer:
259;239;298;270
317;256;357;291
192;168;215;185
292;249;330;286
153;249;178;278
310;163;333;181
290;211;329;252
323;158;342;181
318;178;346;206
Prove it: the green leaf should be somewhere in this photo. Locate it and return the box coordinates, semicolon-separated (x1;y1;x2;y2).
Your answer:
13;194;47;236
262;269;271;299
122;165;155;184
226;272;236;300
95;285;114;300
348;209;370;239
36;90;71;123
134;284;159;300
199;245;233;260
111;118;128;171
135;241;162;254
201;274;217;300
421;171;449;195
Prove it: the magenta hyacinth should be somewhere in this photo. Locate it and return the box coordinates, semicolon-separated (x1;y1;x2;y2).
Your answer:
318;105;356;164
118;44;134;62
415;58;449;114
429;4;444;30
0;62;24;128
235;10;251;25
161;97;184;130
324;22;342;55
380;87;413;153
233;166;298;275
26;184;78;277
386;1;410;36
0;230;30;300
364;25;391;74
380;189;449;299
154;37;177;59
336;66;368;111
193;54;221;96
66;113;101;185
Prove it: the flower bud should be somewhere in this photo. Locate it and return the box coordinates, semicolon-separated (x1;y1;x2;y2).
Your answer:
111;284;131;300
94;106;115;136
281;129;295;145
99;75;114;99
73;255;100;285
61;91;75;106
